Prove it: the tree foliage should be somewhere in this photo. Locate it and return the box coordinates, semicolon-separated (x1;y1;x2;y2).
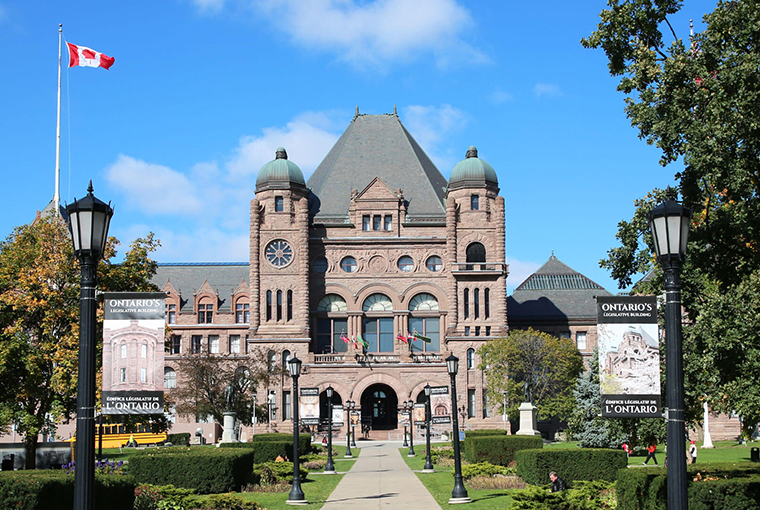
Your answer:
0;213;160;468
171;350;280;427
479;328;584;422
585;0;760;430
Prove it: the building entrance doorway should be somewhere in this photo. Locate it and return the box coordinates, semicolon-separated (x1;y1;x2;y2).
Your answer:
360;384;398;430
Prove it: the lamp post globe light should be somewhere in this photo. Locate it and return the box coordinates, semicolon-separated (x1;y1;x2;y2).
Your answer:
345;400;353;458
649;200;691;510
423;384;434;472
407;400;416;457
324;385;336;474
287;356;307;505
66;182;113;510
447;354;470;503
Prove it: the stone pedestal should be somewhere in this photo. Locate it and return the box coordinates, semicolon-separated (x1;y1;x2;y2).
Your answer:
221;412;238;443
516;402;540;436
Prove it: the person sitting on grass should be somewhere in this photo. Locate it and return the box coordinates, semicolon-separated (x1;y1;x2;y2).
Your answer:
549;471;566;492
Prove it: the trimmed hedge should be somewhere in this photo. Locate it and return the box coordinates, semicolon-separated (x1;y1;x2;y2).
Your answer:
464;429;508;438
0;471;135;510
516;448;627;486
249;433;313;464
166;433;191;445
617;463;760;510
128;447;254;494
465;435;543;466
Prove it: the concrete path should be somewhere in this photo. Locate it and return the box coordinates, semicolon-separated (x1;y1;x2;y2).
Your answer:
321;441;441;509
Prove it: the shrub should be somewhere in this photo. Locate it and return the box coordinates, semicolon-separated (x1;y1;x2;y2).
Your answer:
465;435;543;466
203;493;263;509
128;447;254;494
252;461;309;485
166;433;191;446
134;484;198;510
510;480;616;510
616;463;760;510
0;471;135;510
468;475;527;490
428;445;454;465
464;429;508;438
516;448;627;486
249;433;313;463
458;462;514;480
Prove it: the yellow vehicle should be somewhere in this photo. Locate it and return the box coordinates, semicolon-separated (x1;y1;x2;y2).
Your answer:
68;423;167;448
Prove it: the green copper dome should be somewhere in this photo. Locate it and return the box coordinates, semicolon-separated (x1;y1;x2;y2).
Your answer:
449;146;498;190
256;147;306;190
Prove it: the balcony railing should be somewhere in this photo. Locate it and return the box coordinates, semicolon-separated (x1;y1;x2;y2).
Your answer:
308;352;445;364
451;262;507;274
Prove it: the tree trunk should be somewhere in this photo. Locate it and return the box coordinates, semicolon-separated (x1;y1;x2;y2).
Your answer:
24;434;38;470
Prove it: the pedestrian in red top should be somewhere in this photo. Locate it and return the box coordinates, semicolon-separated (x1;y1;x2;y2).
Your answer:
643;443;658;465
622;442;630;458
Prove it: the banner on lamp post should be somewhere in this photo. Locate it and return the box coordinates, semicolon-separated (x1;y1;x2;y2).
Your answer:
299;388;320;425
597;296;661;418
102;293;166;415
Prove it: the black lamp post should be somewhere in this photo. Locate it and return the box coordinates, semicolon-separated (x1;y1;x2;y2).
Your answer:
345;400;353;458
401;401;409;447
287;356;307;505
447;354;470;504
350;401;357;447
66;182;113;510
324;385;336;474
649;200;691;510
407;400;416;457
423;384;434;472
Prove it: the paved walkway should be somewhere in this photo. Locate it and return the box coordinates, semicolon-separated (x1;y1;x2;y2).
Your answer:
321;441;441;509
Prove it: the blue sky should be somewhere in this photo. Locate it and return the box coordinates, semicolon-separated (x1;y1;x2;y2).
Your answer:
0;0;716;293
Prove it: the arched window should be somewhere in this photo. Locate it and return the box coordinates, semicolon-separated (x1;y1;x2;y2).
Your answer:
268;351;276;372
198;298;214;324
282;350;291;369
362;294;393;311
235;300;250;324
467;348;475;370
474;288;480;319
363;294;393;352
164;367;176;389
484;288;490;319
463;288;470;319
276;290;283;321
266;290;272;321
316;295;348;354
409;293;440;352
466;242;486;263
287;290;293;321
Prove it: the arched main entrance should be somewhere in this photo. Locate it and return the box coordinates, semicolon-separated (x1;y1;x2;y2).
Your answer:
361;383;398;430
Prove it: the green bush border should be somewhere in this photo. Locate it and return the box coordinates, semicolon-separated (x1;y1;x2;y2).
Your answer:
465;435;543;466
0;471;135;510
516;448;626;486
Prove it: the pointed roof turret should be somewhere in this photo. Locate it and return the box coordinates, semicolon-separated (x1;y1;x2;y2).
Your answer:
307;113;448;223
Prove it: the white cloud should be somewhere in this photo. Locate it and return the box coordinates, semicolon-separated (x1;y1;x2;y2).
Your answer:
489;87;514;105
250;0;487;70
189;0;227;13
506;258;541;293
402;104;468;172
105;155;203;215
533;83;562;98
226;112;341;179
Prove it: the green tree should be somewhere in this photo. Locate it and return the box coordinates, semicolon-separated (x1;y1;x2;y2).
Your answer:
479;328;584;422
171;350;279;427
0;213;160;468
584;0;760;431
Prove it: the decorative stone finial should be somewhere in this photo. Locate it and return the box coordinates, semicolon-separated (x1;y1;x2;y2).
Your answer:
356;105;360;116
276;147;287;160
393;105;397;115
466;146;478;158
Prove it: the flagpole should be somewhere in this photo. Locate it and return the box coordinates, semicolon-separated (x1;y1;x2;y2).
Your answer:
54;23;62;217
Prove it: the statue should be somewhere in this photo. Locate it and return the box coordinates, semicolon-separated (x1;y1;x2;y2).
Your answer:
224;381;236;412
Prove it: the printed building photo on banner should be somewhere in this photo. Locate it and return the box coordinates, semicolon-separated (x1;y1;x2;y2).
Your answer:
300;388;320;425
430;386;452;423
597;296;661;418
102;293;166;414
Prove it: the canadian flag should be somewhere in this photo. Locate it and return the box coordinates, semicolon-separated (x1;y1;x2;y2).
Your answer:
67;42;115;70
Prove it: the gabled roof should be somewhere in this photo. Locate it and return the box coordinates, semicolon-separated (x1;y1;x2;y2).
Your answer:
151;263;249;313
508;254;612;322
307;113;448;223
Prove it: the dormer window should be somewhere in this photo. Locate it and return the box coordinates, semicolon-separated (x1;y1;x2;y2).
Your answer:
471;195;479;210
166;303;176;324
384;215;392;231
363;215;370;231
198;301;213;324
373;215;381;230
275;196;284;212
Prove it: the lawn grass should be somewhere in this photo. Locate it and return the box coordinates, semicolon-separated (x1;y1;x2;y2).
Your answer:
402;448;513;509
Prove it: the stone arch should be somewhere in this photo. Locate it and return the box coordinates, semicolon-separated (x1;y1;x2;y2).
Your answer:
458;232;494;262
400;282;448;310
348;372;408;403
354;283;401;310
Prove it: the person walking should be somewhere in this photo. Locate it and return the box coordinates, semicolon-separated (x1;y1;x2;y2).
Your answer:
689;440;697;464
643;443;658;465
622;442;630;458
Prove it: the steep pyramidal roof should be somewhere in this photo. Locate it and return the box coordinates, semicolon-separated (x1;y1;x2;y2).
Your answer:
307;113;448;222
508;254;612;321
